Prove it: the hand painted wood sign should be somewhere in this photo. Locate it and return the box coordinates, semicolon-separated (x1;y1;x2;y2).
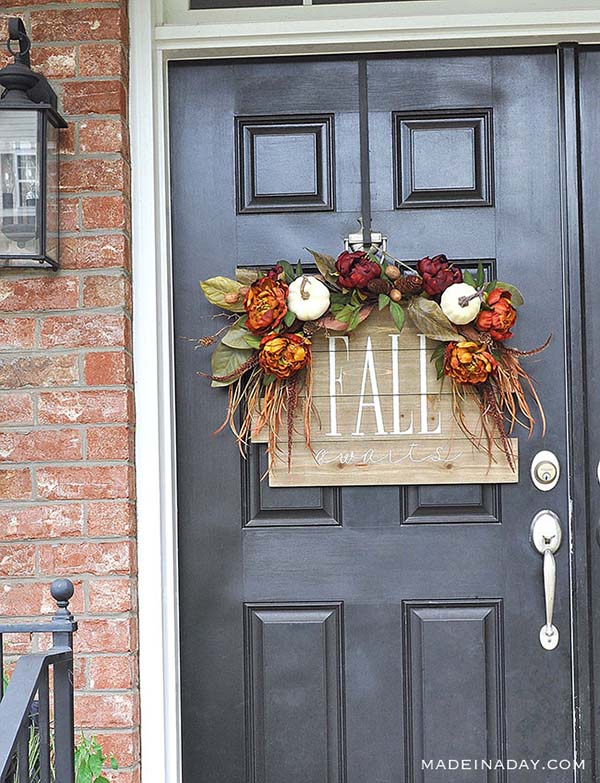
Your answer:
252;311;518;487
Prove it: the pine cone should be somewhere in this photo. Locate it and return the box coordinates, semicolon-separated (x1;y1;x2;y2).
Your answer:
395;275;423;295
366;278;392;295
303;321;320;337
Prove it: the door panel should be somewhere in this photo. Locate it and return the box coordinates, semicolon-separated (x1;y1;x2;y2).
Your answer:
170;51;587;782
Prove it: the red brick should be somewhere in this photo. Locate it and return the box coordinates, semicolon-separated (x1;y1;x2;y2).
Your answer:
0;277;79;312
39;540;134;576
83;274;130;308
60;198;80;232
0;393;34;425
89;731;139;769
73;656;87;691
80;119;126;155
84;352;132;386
74;618;133;655
0;469;32;501
80;43;126;78
0;503;84;541
0;319;35;351
30;45;76;79
88;578;132;613
60;158;127;194
59;123;76;156
88;655;134;690
2;633;32;656
60;234;129;271
62;80;126;116
40;314;128;349
74;692;137;729
87;501;135;537
0;580;84;616
82;198;127;232
109;770;141;783
0;354;79;388
31;9;125;42
39;390;129;424
87;426;132;461
0;544;35;576
0;429;82;463
37;465;132;500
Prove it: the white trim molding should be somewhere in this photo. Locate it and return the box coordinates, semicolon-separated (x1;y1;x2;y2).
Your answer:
130;2;600;782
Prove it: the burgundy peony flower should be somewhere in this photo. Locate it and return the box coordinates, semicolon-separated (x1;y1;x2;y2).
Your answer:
416;254;462;300
335;251;382;290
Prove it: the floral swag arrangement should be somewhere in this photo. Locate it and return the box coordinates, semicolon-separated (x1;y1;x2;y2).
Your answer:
198;248;547;471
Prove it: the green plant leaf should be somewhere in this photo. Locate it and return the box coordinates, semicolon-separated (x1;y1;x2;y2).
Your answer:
110;755;119;771
406;297;458;342
89;750;103;777
221;319;252;349
235;267;259;285
278;259;297;283
295;259;303;277
284;309;296;327
435;356;445;380
306;248;339;287
263;373;276;385
346;307;362;332
210;342;253;388
95;778;110;783
476;262;485;288
78;761;93;783
463;270;476;287
378;293;390;311
200;277;246;312
492;282;524;307
243;333;261;349
389;301;406;332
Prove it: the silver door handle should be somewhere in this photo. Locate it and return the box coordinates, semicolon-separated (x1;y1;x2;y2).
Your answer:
530;510;562;650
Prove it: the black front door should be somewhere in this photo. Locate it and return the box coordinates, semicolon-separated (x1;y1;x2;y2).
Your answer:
169;49;596;782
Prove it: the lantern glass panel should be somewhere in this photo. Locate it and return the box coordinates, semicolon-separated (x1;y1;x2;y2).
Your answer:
45;118;59;265
0;109;41;260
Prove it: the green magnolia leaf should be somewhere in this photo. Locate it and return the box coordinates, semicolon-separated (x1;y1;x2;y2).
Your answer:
200;277;245;312
378;293;390;311
211;342;253;388
278;259;297;283
243;333;262;349
235;267;259;286
295;259;303;277
463;270;476;287
306;249;339;287
284;309;296;327
389;301;406;332
221;319;252;350
435;356;445;380
406;297;458;342
492;281;524;307
476;262;485;288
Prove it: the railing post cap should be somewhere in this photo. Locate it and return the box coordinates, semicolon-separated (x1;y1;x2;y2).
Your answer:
50;578;74;607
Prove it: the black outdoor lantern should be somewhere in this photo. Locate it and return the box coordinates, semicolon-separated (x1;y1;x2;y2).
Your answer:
0;18;67;270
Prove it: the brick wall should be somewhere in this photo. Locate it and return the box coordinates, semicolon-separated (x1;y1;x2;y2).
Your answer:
0;4;138;782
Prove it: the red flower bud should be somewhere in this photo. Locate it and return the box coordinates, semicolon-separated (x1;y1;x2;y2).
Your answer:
416;254;462;300
335;251;382;290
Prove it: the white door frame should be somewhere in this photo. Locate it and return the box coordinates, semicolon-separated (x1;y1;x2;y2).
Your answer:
129;3;600;781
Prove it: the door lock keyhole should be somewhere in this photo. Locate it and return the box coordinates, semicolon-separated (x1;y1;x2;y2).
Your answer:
531;451;560;491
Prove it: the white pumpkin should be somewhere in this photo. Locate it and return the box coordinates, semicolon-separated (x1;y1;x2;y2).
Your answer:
440;282;482;325
287;276;330;321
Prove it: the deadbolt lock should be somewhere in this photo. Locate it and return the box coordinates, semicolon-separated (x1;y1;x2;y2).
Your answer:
531;451;560;491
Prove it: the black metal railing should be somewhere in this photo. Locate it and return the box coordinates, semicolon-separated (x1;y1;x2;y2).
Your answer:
0;579;77;783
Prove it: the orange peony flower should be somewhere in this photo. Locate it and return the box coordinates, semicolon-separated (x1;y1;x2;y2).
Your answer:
259;333;311;379
444;341;497;385
244;276;288;335
476;288;517;341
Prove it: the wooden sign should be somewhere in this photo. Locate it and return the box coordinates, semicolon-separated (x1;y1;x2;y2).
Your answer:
252;311;518;487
